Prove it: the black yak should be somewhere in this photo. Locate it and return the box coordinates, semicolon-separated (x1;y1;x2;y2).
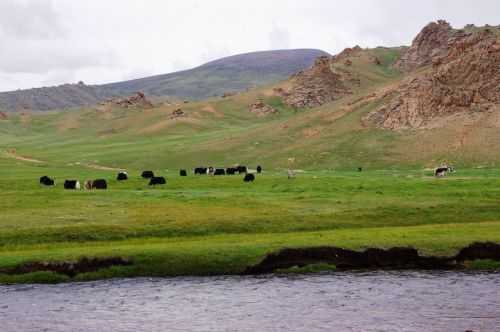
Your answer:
117;172;128;181
194;167;207;175
243;173;255;182
39;176;55;186
141;171;155;179
214;168;226;175
149;176;166;185
180;169;187;176
91;179;107;189
256;166;262;174
64;180;80;190
226;167;237;175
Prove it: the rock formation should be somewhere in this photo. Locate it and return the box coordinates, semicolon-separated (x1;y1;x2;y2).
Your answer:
97;92;154;111
170;108;186;119
249;100;279;116
394;20;454;72
366;24;500;130
277;56;352;108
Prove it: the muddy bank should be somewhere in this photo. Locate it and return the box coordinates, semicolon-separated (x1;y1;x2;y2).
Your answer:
244;242;500;274
0;257;132;278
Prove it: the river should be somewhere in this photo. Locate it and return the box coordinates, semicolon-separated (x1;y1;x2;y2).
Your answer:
1;271;499;331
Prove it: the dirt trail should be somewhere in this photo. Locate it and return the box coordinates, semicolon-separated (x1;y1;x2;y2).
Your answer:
83;163;123;171
4;150;46;164
3;150;123;171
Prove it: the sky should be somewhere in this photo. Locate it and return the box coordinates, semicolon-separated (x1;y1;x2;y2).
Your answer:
0;0;499;92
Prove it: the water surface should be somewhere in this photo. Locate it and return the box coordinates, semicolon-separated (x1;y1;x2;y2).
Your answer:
1;271;499;331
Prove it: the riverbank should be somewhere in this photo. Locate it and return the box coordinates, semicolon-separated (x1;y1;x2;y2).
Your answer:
1;222;500;284
2;163;500;283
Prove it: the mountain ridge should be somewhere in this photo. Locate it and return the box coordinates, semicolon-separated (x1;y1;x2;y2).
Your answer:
0;49;329;112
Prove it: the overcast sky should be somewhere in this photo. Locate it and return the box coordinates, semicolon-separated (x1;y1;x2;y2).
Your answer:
0;0;498;92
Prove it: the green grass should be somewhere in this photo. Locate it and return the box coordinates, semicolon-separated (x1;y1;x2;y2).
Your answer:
1;46;500;283
0;157;500;283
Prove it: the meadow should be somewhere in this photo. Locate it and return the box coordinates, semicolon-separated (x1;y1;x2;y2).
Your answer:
1;155;500;283
1;45;500;283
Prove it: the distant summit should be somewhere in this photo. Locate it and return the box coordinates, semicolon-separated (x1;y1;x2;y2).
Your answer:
0;49;329;112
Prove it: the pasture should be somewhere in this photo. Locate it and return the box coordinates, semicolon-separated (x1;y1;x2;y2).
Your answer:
1;156;500;282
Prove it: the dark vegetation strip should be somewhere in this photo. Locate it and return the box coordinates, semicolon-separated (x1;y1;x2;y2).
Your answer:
243;242;500;274
0;243;499;284
0;257;132;278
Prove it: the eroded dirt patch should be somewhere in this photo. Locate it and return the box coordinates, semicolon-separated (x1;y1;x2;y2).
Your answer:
244;242;500;274
1;256;132;278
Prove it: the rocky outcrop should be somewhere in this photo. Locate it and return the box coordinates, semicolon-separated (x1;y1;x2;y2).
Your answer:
243;242;500;274
394;20;454;72
277;56;351;108
249;100;278;116
97;92;154;111
366;25;500;130
170;108;186;119
0;111;7;120
221;91;236;98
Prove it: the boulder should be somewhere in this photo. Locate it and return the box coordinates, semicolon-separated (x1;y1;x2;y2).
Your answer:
249;100;278;116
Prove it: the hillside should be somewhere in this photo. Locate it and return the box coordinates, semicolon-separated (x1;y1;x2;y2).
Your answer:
0;49;329;112
0;21;499;170
2;20;500;284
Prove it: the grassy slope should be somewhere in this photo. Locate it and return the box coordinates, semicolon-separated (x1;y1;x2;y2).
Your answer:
1;47;500;282
3;47;498;170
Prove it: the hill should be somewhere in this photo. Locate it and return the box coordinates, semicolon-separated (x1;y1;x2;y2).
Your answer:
0;49;329;112
0;21;499;171
1;21;500;283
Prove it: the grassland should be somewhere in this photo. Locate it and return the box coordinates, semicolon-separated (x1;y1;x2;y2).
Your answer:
1;155;500;283
1;46;500;283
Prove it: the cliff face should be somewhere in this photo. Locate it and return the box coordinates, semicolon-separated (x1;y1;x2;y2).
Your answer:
366;24;500;130
394;20;454;72
276;56;351;109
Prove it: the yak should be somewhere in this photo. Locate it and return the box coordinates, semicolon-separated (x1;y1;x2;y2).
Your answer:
237;166;247;174
117;172;128;181
226;167;237;175
194;167;207;175
256;166;262;174
149;176;166;185
91;179;107;189
141;171;155;179
39;176;55;186
64;180;80;190
180;169;187;176
243;173;255;182
214;168;226;176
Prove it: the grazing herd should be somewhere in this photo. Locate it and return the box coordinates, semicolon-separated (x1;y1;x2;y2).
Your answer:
38;164;456;189
38;164;261;189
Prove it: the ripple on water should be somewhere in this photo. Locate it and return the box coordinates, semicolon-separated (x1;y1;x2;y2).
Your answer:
0;271;499;332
